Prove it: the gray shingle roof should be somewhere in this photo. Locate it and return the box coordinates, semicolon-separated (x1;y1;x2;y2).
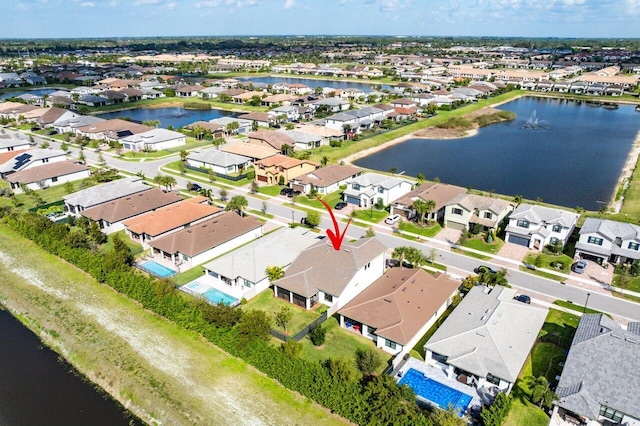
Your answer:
509;203;578;228
187;149;251;167
580;218;640;241
555;314;640;420
424;285;547;383
64;176;151;209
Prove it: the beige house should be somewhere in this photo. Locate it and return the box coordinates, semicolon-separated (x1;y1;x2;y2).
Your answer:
390;182;467;222
444;193;513;232
254;155;320;185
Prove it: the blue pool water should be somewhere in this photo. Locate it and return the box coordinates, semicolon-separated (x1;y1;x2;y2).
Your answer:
139;261;176;278
202;287;238;306
399;368;472;415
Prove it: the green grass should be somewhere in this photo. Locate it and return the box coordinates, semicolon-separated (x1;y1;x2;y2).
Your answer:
85;96;268;114
521;252;573;281
298;315;391;376
0;181;83;210
461;235;504;255
242;290;321;335
398;221;442;238
172;265;206;286
538;308;579;351
162;161;253;187
613;274;640;293
552;300;602;315
257;185;286;196
248;209;274;219
412;302;458;359
100;230;143;256
293;189;344;210
349;209;388;224
504;391;550;426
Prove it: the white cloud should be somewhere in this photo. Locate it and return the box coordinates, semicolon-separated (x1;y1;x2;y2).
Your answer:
81;1;95;6
15;3;30;10
164;1;176;9
196;0;221;7
283;0;295;10
109;0;120;6
133;0;162;5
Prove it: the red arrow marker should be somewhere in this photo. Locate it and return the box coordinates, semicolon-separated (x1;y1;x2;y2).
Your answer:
319;199;352;251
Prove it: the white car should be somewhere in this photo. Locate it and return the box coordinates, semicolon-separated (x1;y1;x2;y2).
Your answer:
385;214;401;225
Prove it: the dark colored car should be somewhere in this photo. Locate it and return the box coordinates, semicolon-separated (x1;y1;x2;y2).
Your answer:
334;201;347;210
474;265;497;274
280;187;293;196
572;260;587;274
514;294;531;304
189;183;202;193
288;190;301;198
522;262;537;271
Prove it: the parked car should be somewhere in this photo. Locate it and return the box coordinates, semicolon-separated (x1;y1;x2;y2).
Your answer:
280;187;293;196
474;265;497;275
334;201;347;210
572;260;587;274
522;262;537;271
187;182;202;192
514;294;531;304
385;214;401;225
288;190;301;198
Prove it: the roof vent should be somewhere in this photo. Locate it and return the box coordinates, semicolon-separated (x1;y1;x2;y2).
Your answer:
611;334;622;339
476;331;486;337
383;298;392;303
480;315;487;321
485;309;492;314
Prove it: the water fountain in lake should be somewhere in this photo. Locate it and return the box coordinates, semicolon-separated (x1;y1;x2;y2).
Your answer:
520;110;549;130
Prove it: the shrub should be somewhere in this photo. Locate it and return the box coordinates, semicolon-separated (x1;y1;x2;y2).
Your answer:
309;324;327;346
281;338;302;360
329;139;342;148
355;348;382;375
481;393;512;426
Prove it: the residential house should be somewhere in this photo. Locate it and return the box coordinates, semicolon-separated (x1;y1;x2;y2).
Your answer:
0;148;68;179
36;107;79;128
0;135;30;153
80;188;182;234
390;98;418;109
186;149;251;175
424;285;547;393
254;155;320;185
76;119;152;142
272;237;387;313
148;212;264;271
289;164;363;195
324;106;386;134
261;93;298;107
232;90;266;104
53;115;105;135
185;121;226;139
552;314;640;426
123;198;222;247
291;123;344;145
338;268;459;356
208;117;253;135
6;161;90;193
120;128;187;152
575;218;640;265
343;173;414;208
390;182;467;222
237;112;275;128
199;227;321;301
246;129;295;151
444;193;514;232
311;97;350;112
64;176;151;215
270;105;300;122
174;85;202;97
505;204;579;251
276;130;323;150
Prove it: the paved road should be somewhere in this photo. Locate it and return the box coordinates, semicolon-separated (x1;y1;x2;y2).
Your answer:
36;134;640;323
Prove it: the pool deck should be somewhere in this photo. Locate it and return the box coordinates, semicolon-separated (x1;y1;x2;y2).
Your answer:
180;278;239;306
395;358;483;410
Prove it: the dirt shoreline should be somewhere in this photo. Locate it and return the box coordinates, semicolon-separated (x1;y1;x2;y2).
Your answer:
610;129;640;213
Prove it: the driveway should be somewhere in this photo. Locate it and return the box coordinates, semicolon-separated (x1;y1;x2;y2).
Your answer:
495;242;531;267
566;259;614;292
433;227;462;250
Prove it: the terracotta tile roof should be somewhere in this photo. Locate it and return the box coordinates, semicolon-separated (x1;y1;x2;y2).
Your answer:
123;200;221;237
394;107;417;115
247;129;295;150
338;269;459;345
81;187;182;223
220;141;278;160
255;154;319;170
393;182;466;211
149;212;263;257
6;160;88;184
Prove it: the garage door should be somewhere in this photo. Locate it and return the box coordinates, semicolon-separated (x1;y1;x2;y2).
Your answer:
345;195;360;206
508;235;531;247
446;221;466;231
257;175;268;183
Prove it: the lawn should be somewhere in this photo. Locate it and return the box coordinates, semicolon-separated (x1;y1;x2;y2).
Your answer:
398;220;442;238
293;189;344;210
162;161;253;187
461;235;504;255
411;302;458;359
257;184;286;197
552;300;603;315
298;315;392;376
350;208;388;224
242;290;321;335
523;252;573;277
612;273;640;293
0;181;82;210
172;265;206;286
538;308;579;352
100;230;143;256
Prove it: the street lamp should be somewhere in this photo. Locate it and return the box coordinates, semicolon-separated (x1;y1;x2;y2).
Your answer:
583;292;591;313
291;210;294;225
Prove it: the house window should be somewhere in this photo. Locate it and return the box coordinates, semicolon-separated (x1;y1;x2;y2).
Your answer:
599;406;624;423
587;236;604;246
550;237;560;245
629;242;640;251
364;262;371;270
431;352;447;364
484;212;492;219
452;208;463;216
52;177;58;182
243;278;253;287
377;186;384;194
552;224;562;233
486;374;500;386
517;219;530;228
42;158;49;163
324;293;333;302
385;340;397;350
352;183;360;191
182;254;189;261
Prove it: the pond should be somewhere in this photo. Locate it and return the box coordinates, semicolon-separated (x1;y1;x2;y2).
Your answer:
96;106;235;129
354;97;640;211
238;76;388;93
0;88;60;99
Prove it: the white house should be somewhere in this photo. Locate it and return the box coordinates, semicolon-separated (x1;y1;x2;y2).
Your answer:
120;128;186;151
186;149;252;175
505;204;579;251
272;238;387;314
64;176;151;215
338;268;459;356
343;173;414;208
270;105;300;122
0;148;68;179
276;129;323;150
444;193;514;232
575;218;640;265
0;136;30;153
6;161;90;193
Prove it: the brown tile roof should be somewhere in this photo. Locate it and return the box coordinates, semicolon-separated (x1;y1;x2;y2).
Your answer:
293;164;362;187
219;88;246;96
392;98;417;105
123;200;221;237
186;121;225;133
220;141;278;160
77;118;152;137
37;107;70;125
338;269;459;345
273;237;387;298
6;160;88;184
238;112;273;122
81;187;182;223
0;149;31;166
149;212;263;257
393;182;466;211
373;103;395;111
247;129;295;150
262;93;298;103
255;154;319;170
394;107;417;115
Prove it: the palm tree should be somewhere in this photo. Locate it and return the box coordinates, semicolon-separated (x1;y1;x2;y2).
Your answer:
524;376;556;409
423;199;436;224
265;265;285;282
416;173;425;185
405;247;427;269
226;121;240;135
412;199;429;225
226;195;248;217
179;150;188;162
201;188;213;204
392;246;410;267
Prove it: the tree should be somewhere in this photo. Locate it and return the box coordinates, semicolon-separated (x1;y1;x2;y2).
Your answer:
524;376;555;409
97;151;105;165
265;265;285;282
226;195;248;217
281;143;293;156
416;173;425;184
513;194;524;205
481;393;512;426
142;119;161;128
219;188;228;201
323;358;354;382
226;121;239;135
355;348;382;375
179;150;188;162
212;137;226;150
321;155;329;167
364;226;376;238
392;246;409;266
428;405;466;426
78;151;86;164
237;310;272;347
63;181;75;195
250;180;259;194
261;201;268;215
274;306;293;332
60;141;69;152
252;120;259;131
281;338;302;360
309;324;327;346
304;211;320;228
389;167;397;174
404;246;427;269
412;199;429;225
201;301;243;328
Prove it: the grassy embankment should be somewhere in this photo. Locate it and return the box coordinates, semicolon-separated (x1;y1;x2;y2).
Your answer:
0;224;347;426
84;96;268;115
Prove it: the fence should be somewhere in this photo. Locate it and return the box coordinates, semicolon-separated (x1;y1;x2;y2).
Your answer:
270;311;328;342
28;200;65;213
185;164;249;182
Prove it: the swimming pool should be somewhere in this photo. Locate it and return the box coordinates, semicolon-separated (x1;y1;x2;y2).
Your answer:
139;260;176;278
202;287;238;306
399;368;472;415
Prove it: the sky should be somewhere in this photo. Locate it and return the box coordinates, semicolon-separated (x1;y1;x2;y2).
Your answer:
2;0;639;39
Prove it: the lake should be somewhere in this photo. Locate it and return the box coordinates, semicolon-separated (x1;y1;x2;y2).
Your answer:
354;97;640;210
97;106;235;129
0;88;60;99
0;308;141;426
239;76;387;93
